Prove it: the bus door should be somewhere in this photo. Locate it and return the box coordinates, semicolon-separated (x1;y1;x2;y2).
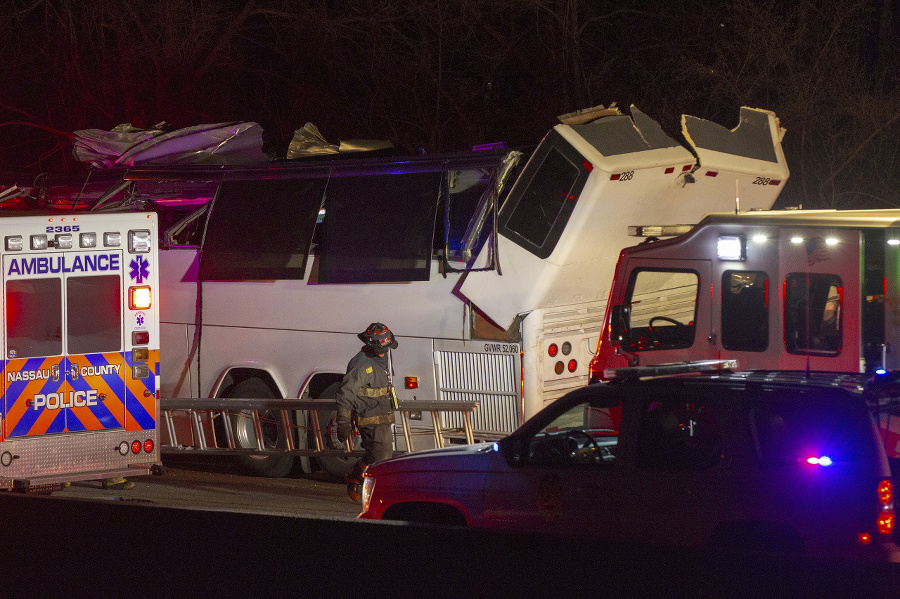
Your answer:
3;249;126;439
612;259;713;366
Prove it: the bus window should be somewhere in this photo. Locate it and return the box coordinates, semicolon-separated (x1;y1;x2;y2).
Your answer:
499;130;590;259
320;171;442;283
721;270;769;351
623;269;699;351
198;178;324;281
444;167;497;265
785;273;842;355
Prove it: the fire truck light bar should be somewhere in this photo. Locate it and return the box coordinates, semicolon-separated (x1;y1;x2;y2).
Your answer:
628;225;694;237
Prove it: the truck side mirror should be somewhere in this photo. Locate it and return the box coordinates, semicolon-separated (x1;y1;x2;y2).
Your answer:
609;304;631;346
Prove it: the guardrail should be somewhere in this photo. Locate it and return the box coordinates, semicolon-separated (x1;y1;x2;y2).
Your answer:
159;397;480;457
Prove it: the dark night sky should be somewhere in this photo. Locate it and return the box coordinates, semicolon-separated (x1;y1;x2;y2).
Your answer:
0;0;898;209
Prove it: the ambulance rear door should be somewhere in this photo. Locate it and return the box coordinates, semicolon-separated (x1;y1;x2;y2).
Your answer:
3;228;127;438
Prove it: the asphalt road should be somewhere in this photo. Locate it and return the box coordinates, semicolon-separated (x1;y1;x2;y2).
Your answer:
48;454;362;519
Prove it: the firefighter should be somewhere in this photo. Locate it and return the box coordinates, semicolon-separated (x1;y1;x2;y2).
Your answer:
336;322;398;501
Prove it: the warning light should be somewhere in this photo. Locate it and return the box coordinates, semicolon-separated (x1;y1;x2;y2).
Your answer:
806;456;833;466
405;377;418;389
131;440;142;454
144;439;154;453
129;286;152;310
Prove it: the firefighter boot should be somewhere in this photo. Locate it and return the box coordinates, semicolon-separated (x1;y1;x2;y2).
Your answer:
345;461;366;501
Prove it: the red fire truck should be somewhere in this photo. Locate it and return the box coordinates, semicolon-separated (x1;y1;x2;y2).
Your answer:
589;208;900;459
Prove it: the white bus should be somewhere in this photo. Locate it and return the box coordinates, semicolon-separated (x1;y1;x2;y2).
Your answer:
45;105;789;477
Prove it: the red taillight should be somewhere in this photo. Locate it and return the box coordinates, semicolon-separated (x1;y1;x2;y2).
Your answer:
144;439;154;453
548;343;558;357
131;440;141;454
878;479;893;504
129;286;152;310
567;359;577;373
877;479;895;536
132;330;150;345
405;377;418;389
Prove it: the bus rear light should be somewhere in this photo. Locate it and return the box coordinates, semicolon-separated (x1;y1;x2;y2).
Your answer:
132;330;150;345
129;286;152;310
548;343;558;357
144;439;154;453
405;377;418;389
878;512;894;535
131;440;142;454
554;361;564;375
567;359;577;373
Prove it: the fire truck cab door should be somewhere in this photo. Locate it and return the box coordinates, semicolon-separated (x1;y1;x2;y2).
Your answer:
618;259;714;364
3;250;126;438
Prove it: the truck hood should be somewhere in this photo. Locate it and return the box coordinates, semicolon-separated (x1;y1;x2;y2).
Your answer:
370;442;501;474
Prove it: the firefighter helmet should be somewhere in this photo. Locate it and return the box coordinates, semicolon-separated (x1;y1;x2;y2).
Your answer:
358;322;398;352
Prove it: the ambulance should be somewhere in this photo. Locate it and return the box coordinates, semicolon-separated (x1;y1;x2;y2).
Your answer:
0;212;160;490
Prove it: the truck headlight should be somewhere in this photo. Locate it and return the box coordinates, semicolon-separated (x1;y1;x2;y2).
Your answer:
361;476;375;511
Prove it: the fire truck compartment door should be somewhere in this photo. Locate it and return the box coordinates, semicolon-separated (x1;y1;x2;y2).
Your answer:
2;251;127;437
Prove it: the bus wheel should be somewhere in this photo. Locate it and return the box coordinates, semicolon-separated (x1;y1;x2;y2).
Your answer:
313;382;360;480
229;378;294;478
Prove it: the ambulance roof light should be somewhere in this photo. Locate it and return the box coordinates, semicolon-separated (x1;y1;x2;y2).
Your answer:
104;232;121;247
128;230;152;253
4;236;22;251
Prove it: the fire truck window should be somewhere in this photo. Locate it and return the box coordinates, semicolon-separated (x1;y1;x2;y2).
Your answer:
6;278;62;358
721;270;769;351
320;171;442;283
199;178;325;281
624;269;698;351
67;275;121;354
785;273;841;355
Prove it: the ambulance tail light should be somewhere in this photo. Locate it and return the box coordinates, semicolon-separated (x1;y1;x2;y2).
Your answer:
129;286;152;310
132;331;150;345
405;377;418;389
131;440;142;454
144;439;154;453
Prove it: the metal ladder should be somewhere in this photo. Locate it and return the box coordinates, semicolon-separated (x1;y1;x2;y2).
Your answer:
159;397;480;457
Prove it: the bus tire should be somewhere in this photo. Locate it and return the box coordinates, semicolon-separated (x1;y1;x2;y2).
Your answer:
313;382;360;480
228;378;294;478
